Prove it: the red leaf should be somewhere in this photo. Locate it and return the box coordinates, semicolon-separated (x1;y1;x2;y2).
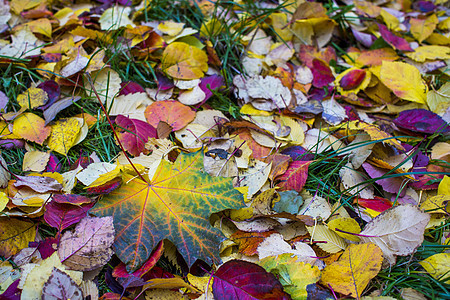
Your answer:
113;241;164;278
354;196;393;212
212;260;290;300
340;69;366;90
378;24;413;51
44;201;94;231
115;115;157;156
312;59;335;88
144;100;195;131
276;160;312;192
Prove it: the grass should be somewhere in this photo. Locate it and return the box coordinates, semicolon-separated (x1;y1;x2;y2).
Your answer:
0;0;449;299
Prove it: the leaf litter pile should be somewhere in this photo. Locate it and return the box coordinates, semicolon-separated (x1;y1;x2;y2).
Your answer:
0;0;449;299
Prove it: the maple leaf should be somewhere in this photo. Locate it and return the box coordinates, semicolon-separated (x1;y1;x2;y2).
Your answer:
91;151;244;271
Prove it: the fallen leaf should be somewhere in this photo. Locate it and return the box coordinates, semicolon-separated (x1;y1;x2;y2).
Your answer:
380;61;427;104
161;42;208;80
393;109;450;134
115;115;157;156
46;118;82;155
43;96;81;125
21;252;83;300
259;253;321;300
419;253;450;284
276;160;312;192
23;150;50;172
327;217;361;242
58;216;114;271
17;87;48;109
41;268;83;300
378;24;413;51
0;218;36;257
0;26;43;58
320;243;383;298
307;224;347;253
13;113;51;145
44;201;94;232
91;151;244;271
14;175;63;193
360;205;430;265
212;260;290;300
144;100;196;131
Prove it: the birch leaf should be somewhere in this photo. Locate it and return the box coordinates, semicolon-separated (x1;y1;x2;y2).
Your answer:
360;205;430;265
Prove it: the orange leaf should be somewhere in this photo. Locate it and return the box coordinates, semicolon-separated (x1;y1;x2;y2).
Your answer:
13;113;51;145
144;100;195;131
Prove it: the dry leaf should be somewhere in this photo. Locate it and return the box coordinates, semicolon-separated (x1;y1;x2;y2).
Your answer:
42;268;84;300
419;253;450;284
23;150;50;172
360;205;430;265
13;113;51;145
306;224;348;253
58;216;114;271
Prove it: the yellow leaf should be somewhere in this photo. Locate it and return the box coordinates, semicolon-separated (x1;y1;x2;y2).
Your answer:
419;253;450;284
410;15;438;43
9;0;41;14
380;9;400;31
427;83;450;116
13;113;51;145
240;104;273;116
0;217;36;257
17;87;48;109
259;254;320;300
327;217;361;242
438;175;450;196
380;61;427;104
23;150;50;172
47;118;82;155
346;120;404;150
420;194;449;214
306;224;348;253
27;18;52;38
161;42;208;80
21;252;83;300
0;191;8;213
406;45;450;62
320;243;383;298
157;21;184;36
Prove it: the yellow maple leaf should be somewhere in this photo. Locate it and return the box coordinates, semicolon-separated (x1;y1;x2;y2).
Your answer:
161;42;208;80
380;61;428;104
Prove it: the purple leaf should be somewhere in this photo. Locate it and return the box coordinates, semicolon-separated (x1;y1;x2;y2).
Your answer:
212;260;290;300
156;72;174;91
45;153;61;173
351;28;375;48
37;80;60;110
44;201;94;231
281;146;315;161
311;59;335;88
0;90;8;113
120;81;145;95
378;24;413;51
199;75;223;103
394;109;450;134
0;279;20;300
0;139;25;149
362;163;406;197
29;237;59;259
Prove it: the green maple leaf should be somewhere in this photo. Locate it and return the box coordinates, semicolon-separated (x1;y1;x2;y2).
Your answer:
91;151;244;272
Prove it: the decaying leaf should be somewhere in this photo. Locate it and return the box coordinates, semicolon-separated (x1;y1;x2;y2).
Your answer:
0;218;36;257
42;268;83;300
419;253;450;284
360;205;430;265
58;216;114;271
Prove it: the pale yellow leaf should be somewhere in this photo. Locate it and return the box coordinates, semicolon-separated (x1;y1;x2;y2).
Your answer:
306;224;348;253
23;150;50;172
406;45;450;63
327;217;361;242
419;253;450;284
